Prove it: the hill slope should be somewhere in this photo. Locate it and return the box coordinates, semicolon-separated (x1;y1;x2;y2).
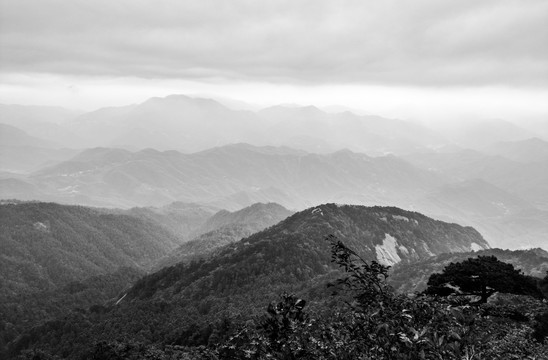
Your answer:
196;202;294;235
484;137;548;163
128;204;488;302
3;204;490;358
0;267;144;352
0;124;57;148
157;203;294;268
0;202;181;296
125;201;220;241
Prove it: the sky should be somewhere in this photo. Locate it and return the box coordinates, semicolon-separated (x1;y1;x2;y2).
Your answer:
1;0;547;121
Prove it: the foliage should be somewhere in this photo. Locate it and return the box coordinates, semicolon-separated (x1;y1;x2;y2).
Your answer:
0;202;180;296
4;231;547;359
321;237;484;359
425;255;542;303
533;272;548;343
204;237;548;360
538;271;548;299
2;202;488;358
533;311;548;343
0;267;143;357
81;341;202;360
205;236;488;359
389;248;548;294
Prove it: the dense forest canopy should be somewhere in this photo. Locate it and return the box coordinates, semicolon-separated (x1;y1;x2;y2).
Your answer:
0;202;546;359
3;235;547;359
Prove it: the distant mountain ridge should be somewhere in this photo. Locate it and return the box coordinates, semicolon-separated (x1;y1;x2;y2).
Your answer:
2;96;548;250
125;201;219;241
0;124;79;173
2;141;547;249
403;147;548;208
3;96;545;155
402;147;548;249
484;137;548;163
64;94;445;154
432;119;536;150
157;203;294;268
8;144;442;210
0;123;57;148
0;104;84;148
196;202;294;235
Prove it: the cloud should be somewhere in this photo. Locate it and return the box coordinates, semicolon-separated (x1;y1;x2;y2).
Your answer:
1;0;547;87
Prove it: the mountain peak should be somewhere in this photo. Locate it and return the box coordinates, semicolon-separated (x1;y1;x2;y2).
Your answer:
238;203;489;266
140;94;228;111
199;202;293;234
259;104;326;118
127;203;489;304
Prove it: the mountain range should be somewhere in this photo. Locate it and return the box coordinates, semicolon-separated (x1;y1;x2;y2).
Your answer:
125;203;489;307
3;95;544;155
4;144;440;211
0;200;293;355
1;94;548;252
1;95;447;154
0;124;78;174
0;197;545;359
2;141;546;249
2;202;496;358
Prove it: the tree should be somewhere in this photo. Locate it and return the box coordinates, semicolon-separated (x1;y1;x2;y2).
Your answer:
426;256;532;303
538;271;548;299
216;236;483;359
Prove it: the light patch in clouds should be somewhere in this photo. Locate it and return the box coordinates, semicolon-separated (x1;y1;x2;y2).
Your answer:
1;0;547;87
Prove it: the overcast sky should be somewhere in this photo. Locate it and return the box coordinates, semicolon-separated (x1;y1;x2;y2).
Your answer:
1;0;547;121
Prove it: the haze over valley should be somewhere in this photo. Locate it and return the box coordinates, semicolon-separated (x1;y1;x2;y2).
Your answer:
2;94;547;250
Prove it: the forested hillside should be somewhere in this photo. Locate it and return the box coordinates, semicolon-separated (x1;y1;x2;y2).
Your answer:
196;202;293;234
3;204;491;358
0;201;219;356
0;267;144;352
0;201;180;296
157;203;294;268
133;204;487;302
